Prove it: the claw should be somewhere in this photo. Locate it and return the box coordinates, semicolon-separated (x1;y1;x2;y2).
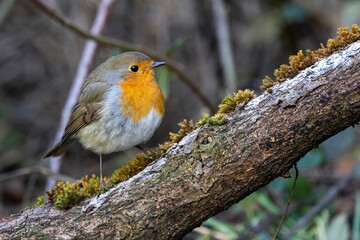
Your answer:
136;145;152;159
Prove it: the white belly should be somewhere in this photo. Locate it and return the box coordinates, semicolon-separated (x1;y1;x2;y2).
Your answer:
76;85;163;154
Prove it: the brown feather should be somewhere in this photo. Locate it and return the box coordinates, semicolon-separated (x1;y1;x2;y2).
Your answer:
43;103;102;159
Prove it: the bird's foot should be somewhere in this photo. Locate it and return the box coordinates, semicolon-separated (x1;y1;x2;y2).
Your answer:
96;178;109;197
136;145;155;159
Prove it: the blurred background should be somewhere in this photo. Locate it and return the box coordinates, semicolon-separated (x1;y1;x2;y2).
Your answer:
0;0;360;239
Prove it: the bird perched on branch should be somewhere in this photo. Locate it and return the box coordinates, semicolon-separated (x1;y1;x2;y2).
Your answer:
43;51;165;187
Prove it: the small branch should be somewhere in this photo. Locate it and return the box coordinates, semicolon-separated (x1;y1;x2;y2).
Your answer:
282;163;359;240
273;164;298;240
45;0;114;190
29;0;217;113
0;166;76;183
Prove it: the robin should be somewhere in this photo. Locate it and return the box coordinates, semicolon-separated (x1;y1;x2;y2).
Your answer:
43;51;165;187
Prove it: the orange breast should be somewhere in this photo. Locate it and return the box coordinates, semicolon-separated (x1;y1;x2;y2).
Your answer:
117;71;164;123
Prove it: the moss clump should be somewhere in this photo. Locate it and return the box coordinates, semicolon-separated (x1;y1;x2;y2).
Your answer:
274;49;320;83
317;25;360;57
108;153;156;187
46;174;106;208
169;119;197;143
261;24;360;92
197;89;256;126
196;112;227;126
36;196;44;206
260;76;278;93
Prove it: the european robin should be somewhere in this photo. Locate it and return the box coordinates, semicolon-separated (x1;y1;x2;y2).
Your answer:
43;51;165;187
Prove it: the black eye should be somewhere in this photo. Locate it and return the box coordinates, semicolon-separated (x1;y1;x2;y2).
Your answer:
130;65;139;72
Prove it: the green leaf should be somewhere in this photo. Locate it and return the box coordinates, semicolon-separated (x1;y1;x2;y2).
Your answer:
327;214;350;240
256;192;279;215
315;211;350;240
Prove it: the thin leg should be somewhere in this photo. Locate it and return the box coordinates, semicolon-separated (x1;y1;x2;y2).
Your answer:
99;153;105;188
135;145;151;158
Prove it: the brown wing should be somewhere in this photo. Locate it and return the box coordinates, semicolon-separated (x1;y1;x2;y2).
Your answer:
43;103;102;158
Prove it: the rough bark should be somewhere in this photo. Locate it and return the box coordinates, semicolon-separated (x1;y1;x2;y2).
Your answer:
1;41;360;239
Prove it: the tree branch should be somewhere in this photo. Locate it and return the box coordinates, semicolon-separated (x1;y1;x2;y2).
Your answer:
1;41;360;239
0;166;76;183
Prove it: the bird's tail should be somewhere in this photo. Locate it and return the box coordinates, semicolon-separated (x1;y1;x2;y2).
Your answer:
43;139;75;159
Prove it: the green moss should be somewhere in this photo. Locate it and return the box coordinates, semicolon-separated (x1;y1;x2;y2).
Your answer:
197;89;256;127
218;95;237;113
36;196;44;206
273;49;320;83
196;113;227;126
317;25;360;56
46;174;105;208
260;24;360;92
169;119;197;143
260;76;277;93
198;141;216;152
108;153;155;187
233;89;257;106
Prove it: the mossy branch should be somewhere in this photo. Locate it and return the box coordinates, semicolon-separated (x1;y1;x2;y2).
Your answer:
1;39;360;239
261;25;360;91
43;90;256;208
32;24;360;209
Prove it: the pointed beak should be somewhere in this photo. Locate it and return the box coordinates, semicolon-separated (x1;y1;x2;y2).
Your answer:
149;61;166;69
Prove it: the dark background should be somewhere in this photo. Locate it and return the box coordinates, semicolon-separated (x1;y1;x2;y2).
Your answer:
0;0;360;239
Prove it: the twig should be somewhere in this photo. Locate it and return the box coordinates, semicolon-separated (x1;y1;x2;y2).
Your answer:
44;0;114;190
29;0;217;113
0;166;76;183
23;170;38;207
273;164;299;240
210;0;236;92
282;163;358;240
